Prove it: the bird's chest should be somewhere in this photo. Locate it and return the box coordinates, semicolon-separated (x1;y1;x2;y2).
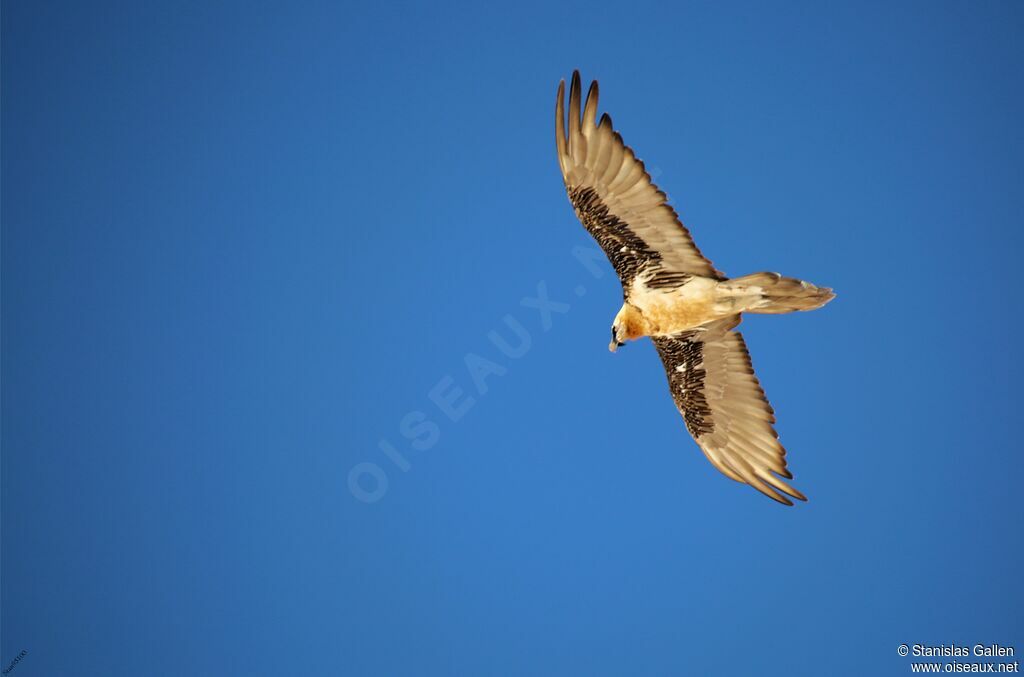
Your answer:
628;276;720;335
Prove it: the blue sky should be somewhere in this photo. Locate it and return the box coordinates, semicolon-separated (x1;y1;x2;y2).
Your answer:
3;1;1023;675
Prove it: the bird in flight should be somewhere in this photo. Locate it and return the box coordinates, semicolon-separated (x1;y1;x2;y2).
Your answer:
555;71;834;505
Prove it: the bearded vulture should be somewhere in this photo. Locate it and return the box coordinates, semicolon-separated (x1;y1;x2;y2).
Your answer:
555;71;834;505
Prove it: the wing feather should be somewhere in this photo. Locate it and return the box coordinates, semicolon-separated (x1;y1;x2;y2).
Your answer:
651;319;807;505
555;80;568;176
555;71;723;290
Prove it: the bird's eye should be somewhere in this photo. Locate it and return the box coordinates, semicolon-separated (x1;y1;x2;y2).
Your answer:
611;326;617;341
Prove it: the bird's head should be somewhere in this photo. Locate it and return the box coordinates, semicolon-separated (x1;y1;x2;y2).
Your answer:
609;323;626;352
609;303;645;352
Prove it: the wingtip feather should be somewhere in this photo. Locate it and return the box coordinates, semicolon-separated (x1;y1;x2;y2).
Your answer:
555;79;567;172
583;79;599;131
568;71;582;137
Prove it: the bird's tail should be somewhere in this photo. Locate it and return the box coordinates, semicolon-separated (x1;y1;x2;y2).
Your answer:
727;272;835;314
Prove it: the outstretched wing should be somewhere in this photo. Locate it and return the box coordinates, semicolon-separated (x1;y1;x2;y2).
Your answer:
651;318;806;505
555;71;723;293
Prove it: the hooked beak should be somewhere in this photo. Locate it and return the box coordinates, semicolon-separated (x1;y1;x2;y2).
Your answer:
609;326;624;352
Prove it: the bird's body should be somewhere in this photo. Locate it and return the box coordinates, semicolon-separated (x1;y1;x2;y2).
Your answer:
614;269;832;344
555;71;834;505
623;274;724;337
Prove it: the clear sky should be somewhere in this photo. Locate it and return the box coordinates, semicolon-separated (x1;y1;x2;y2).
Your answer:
3;1;1023;675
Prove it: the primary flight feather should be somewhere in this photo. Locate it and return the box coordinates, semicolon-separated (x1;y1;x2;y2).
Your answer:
555;71;834;505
